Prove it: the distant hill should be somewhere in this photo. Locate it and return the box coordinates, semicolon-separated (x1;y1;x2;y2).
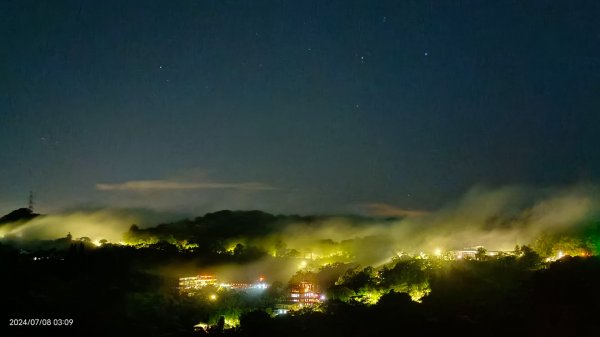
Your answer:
0;208;39;225
126;209;388;245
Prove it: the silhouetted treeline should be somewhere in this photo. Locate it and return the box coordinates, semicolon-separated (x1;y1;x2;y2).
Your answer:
124;210;383;243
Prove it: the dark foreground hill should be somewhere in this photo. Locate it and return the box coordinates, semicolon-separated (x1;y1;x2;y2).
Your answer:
0;208;39;225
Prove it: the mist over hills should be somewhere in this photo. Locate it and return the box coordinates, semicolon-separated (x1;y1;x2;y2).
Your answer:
1;184;599;258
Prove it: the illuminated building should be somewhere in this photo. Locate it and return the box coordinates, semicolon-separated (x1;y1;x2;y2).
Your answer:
179;275;269;296
453;248;478;260
290;281;321;305
250;276;269;290
178;275;217;295
219;277;269;291
451;246;516;260
222;282;251;290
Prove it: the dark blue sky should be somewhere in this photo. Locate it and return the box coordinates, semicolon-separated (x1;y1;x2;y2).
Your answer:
1;0;599;214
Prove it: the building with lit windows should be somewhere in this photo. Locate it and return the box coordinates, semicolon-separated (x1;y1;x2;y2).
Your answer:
289;281;321;305
178;275;217;295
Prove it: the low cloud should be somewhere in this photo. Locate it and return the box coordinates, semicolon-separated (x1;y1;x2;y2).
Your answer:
96;180;277;191
0;208;181;242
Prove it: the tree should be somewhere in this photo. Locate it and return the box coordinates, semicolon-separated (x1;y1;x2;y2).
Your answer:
240;310;271;336
275;240;287;257
327;285;354;302
514;245;522;256
475;247;487;261
233;243;245;256
216;316;224;333
519;245;541;268
336;266;377;292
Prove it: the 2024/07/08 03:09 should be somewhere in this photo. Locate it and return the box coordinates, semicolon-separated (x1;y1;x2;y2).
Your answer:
9;318;74;326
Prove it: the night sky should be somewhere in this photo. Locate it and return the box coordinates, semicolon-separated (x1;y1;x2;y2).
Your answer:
1;0;599;215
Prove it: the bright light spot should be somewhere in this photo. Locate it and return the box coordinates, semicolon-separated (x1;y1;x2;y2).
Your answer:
92;240;102;247
209;294;217;301
434;248;442;257
557;251;564;259
320;294;326;301
254;282;268;290
299;260;307;269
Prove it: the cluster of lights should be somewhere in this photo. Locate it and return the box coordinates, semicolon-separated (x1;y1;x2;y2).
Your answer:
544;250;592;262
